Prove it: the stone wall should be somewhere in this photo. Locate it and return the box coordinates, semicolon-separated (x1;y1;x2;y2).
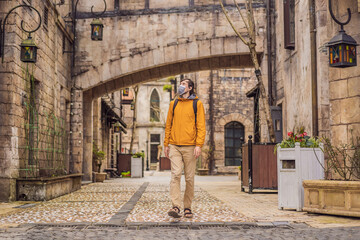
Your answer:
74;0;266;91
273;0;359;146
193;69;256;173
0;0;73;201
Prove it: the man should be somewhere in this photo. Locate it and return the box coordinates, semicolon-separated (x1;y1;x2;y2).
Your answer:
164;78;206;218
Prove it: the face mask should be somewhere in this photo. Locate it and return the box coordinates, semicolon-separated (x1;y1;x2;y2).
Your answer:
177;85;186;95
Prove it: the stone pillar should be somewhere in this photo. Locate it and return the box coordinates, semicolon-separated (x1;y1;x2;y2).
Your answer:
83;90;93;181
70;89;84;175
93;98;101;147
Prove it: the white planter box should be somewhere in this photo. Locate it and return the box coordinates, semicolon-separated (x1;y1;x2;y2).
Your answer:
131;157;143;178
277;142;324;211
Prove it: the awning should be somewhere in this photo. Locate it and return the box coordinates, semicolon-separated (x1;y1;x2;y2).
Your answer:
101;99;127;133
246;83;260;98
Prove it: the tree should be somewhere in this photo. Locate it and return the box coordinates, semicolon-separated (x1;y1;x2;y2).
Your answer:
129;85;139;153
219;0;276;143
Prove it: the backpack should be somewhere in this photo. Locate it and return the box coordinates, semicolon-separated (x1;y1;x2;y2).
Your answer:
172;98;199;124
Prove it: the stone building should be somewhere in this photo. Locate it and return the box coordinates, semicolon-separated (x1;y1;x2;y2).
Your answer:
0;0;125;201
272;0;360;147
0;0;73;201
120;78;171;170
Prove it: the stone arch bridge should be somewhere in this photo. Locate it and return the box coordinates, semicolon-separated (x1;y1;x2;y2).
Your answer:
72;0;268;180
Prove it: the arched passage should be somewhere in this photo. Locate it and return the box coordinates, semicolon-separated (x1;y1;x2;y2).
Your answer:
79;55;263;180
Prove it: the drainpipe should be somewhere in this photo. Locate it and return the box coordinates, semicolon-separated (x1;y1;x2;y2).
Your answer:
266;0;273;106
309;0;319;136
209;70;215;175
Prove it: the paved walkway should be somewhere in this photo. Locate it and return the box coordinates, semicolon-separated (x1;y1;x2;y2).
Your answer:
0;171;359;239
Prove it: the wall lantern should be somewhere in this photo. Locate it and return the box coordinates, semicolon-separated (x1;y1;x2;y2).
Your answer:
74;0;107;41
123;88;130;96
327;0;358;68
89;0;106;41
0;5;41;63
113;121;122;133
90;18;104;41
20;36;38;63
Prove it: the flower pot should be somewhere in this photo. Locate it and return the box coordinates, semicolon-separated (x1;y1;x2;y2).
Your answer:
303;180;360;218
131;157;142;178
197;168;209;176
277;142;324;211
93;172;107;182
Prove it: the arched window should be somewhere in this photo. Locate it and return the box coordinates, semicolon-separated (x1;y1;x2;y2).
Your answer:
150;89;160;122
225;121;245;166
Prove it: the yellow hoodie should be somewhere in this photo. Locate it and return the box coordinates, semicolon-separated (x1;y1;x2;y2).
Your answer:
164;96;206;147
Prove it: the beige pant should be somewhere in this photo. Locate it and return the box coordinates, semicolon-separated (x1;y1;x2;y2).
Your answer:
169;144;196;209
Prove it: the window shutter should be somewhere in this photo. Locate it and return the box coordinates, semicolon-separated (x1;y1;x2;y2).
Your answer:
284;0;295;49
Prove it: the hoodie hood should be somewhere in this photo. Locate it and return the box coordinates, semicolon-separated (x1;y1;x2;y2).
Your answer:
178;94;198;101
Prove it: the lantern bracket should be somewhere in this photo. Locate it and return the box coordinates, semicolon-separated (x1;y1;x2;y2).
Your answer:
0;5;42;63
75;0;107;18
91;0;107;18
328;0;351;31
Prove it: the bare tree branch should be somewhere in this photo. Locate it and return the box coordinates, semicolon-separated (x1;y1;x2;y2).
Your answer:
233;0;250;34
219;0;249;45
219;0;276;143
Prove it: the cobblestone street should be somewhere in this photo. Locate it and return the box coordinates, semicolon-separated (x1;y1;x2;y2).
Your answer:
0;172;359;239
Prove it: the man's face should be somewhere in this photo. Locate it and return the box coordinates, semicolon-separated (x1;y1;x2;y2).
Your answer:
180;80;192;93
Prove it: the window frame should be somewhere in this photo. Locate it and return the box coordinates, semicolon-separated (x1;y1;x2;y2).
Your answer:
224;121;244;166
284;0;295;50
150;89;160;122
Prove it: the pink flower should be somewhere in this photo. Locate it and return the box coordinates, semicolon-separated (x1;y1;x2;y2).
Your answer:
288;132;293;136
303;132;307;136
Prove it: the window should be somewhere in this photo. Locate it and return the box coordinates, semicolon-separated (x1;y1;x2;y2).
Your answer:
150;134;160;163
43;6;49;30
284;0;295;49
150;89;160;122
62;34;66;53
225;122;244;166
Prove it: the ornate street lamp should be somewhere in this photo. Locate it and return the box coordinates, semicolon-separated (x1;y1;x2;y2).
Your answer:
327;0;358;68
0;5;41;63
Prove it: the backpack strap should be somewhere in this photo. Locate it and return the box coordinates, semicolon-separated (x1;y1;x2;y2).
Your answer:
172;98;198;124
193;99;198;124
171;99;179;127
172;99;179;114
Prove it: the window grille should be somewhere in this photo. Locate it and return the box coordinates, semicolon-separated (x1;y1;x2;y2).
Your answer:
224;122;244;166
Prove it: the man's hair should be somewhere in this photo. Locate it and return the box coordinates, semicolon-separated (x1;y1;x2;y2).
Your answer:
180;78;195;95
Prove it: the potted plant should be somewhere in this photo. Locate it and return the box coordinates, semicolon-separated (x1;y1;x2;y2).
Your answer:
276;127;324;211
303;134;360;217
93;142;107;182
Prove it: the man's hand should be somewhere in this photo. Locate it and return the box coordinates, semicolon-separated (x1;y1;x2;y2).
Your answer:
194;146;201;159
164;146;170;158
